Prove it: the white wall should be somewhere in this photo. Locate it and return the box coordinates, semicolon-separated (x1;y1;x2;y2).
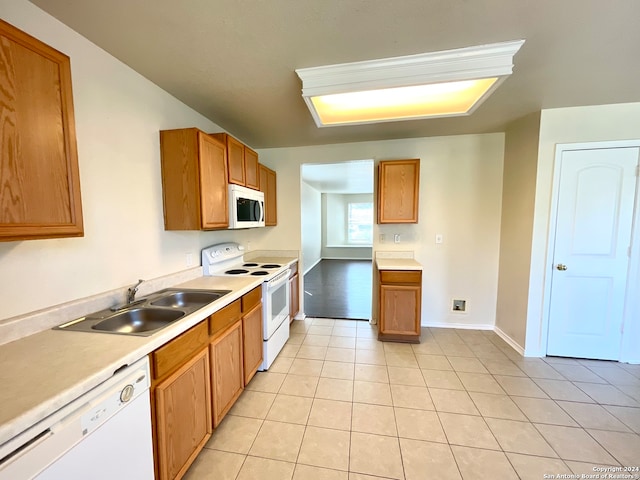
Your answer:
0;0;269;321
322;193;373;259
525;103;640;359
300;181;322;273
259;134;505;327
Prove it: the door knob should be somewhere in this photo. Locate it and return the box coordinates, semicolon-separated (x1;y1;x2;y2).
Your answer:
556;264;568;271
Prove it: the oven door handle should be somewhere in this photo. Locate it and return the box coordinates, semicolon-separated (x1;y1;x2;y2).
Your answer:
267;269;291;290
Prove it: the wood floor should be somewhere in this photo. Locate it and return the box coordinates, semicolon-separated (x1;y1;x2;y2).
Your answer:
303;259;372;320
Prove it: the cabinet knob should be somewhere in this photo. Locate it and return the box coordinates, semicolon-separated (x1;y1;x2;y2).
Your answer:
556;264;568;271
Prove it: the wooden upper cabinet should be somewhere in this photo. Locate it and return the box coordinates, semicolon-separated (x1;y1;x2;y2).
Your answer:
377;159;420;224
0;19;83;241
210;132;259;190
160;128;228;230
259;164;277;226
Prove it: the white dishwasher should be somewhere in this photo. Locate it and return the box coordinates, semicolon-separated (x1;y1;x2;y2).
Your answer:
0;357;154;480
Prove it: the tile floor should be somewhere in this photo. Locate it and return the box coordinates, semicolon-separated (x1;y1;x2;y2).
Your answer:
184;318;640;480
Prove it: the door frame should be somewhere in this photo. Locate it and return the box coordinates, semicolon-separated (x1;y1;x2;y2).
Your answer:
541;140;640;363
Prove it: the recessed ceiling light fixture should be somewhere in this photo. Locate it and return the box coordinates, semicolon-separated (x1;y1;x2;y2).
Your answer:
295;40;525;127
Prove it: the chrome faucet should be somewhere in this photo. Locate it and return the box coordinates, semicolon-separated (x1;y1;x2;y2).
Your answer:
127;279;145;304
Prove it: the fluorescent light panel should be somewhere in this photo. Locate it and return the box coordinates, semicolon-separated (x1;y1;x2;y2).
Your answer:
296;40;524;127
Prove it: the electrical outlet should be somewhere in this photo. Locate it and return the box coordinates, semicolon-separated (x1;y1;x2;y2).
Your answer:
435;234;443;244
380;234;386;242
394;234;400;244
185;253;194;267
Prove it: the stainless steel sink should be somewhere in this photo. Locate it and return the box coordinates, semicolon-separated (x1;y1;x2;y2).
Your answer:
91;308;185;334
150;290;229;308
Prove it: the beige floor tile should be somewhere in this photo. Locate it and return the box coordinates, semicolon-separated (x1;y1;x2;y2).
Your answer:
349;432;404;480
395;408;446;443
604;405;640;433
412;342;444;356
349;474;395;480
308;326;334;336
451;445;518;479
494;375;549;398
588;366;640;386
438;412;500;450
352;403;397;436
248;420;305;462
311;318;336;327
303;334;331;347
229;390;276;419
325;347;356;363
269;355;294;373
321;361;355;380
355;349;386;365
388;366;426;386
390;384;434;410
279;374;319;397
291;319;312;333
355;338;383;351
439;343;475;357
416;354;453;370
511;396;578;426
293;464;348;480
400;438;462;480
308;398;352;431
335;319;359;328
315;377;354;401
266;394;313;425
506;453;571;480
456;372;505;394
557;401;631;431
486;417;557;456
333;326;357;337
236;456;295;480
534;424;617;464
516;360;566;380
447;356;489;374
617;384;640;403
587;429;640;465
289;358;324;376
552;364;609;383
183;449;245;480
385;352;419;368
245;371;286;393
280;344;301;357
533;378;596;402
296;345;328;360
287;333;306;345
355;327;377;339
355;364;389;383
383;342;414;353
430;388;480;415
480;359;525;376
421;369;464;390
330;336;357;349
574;382;640;406
353;380;393;405
206;415;263;453
297;426;351;471
565;461;623;477
468;391;528;421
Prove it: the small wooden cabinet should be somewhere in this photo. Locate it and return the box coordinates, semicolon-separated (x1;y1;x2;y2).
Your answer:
377;159;420;224
259;164;277;226
151;322;212;480
241;286;263;385
160;128;228;230
210;132;260;190
289;261;299;321
378;270;422;343
0;19;83;241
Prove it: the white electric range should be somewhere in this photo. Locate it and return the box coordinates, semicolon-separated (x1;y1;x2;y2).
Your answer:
202;243;290;370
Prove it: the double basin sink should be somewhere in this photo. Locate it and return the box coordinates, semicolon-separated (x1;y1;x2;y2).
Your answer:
55;289;231;336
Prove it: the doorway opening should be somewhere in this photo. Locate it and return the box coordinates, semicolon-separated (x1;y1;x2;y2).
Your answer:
300;160;374;321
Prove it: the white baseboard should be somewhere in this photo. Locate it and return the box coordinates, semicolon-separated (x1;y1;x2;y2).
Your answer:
494;326;526;356
321;256;373;261
422;322;494;331
302;258;322;275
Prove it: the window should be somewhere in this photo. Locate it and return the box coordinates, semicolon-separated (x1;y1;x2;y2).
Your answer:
347;202;373;244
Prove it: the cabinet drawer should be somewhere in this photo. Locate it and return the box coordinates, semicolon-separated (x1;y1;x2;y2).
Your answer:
241;286;262;313
210;299;241;336
380;270;422;285
152;321;209;380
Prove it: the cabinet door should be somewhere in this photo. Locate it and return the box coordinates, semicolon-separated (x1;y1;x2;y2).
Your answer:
210;320;244;427
289;272;299;320
377;159;420;224
244;147;260;190
198;133;228;229
259;164;277;226
242;302;263;385
155;347;212;480
227;135;245;186
379;285;421;336
0;19;83;241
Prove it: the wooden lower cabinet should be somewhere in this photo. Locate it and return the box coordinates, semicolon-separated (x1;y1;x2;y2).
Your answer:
210;319;244;427
378;270;422;343
153;346;212;480
241;286;263;385
289;262;299;321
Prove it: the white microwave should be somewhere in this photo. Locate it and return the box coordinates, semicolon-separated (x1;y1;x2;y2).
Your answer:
228;184;265;229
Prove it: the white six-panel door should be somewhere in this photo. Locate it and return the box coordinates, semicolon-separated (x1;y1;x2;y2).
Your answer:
547;147;639;360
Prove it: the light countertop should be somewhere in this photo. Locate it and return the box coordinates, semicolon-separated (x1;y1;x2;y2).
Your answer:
376;258;423;271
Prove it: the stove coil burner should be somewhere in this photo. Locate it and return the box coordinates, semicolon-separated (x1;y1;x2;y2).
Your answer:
251;271;269;276
260;264;281;269
243;263;259;267
225;269;249;275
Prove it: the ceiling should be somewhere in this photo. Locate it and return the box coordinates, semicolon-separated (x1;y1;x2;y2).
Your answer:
30;0;640;149
302;161;373;194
